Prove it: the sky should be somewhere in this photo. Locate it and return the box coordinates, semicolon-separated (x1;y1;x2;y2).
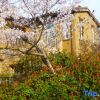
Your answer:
10;0;100;22
80;0;100;22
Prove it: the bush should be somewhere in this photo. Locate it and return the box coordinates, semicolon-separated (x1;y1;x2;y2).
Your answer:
0;71;99;99
49;52;76;67
13;55;43;77
0;50;100;99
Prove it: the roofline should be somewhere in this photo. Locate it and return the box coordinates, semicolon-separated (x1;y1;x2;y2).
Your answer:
72;7;100;27
5;6;100;27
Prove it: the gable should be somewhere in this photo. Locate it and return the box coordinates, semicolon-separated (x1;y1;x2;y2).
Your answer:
72;6;100;27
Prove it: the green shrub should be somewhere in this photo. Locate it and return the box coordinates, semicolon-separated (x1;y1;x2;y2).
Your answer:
0;51;99;99
49;52;76;67
13;55;43;77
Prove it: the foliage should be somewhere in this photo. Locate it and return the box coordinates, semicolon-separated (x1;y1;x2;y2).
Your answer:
0;51;100;99
12;55;43;79
49;52;76;67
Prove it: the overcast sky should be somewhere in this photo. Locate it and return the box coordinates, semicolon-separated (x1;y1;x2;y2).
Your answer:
10;0;100;22
80;0;100;22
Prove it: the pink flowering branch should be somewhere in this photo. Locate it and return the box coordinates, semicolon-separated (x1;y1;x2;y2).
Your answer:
0;0;81;74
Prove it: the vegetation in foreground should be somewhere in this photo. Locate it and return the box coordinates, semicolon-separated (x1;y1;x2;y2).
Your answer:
0;51;100;100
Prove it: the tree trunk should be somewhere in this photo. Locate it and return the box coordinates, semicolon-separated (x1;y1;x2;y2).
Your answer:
35;45;56;74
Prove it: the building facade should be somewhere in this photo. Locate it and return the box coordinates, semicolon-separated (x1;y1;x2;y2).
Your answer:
63;6;100;54
43;6;100;54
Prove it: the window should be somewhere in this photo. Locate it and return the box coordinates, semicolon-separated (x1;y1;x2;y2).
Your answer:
80;26;84;40
48;30;56;47
43;27;57;48
46;23;54;29
91;26;95;43
62;22;70;39
16;38;25;45
97;27;100;38
79;18;84;40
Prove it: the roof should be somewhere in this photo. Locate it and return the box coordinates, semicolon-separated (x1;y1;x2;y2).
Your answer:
72;6;100;27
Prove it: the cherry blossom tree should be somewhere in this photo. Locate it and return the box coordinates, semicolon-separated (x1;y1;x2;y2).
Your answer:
0;0;80;74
